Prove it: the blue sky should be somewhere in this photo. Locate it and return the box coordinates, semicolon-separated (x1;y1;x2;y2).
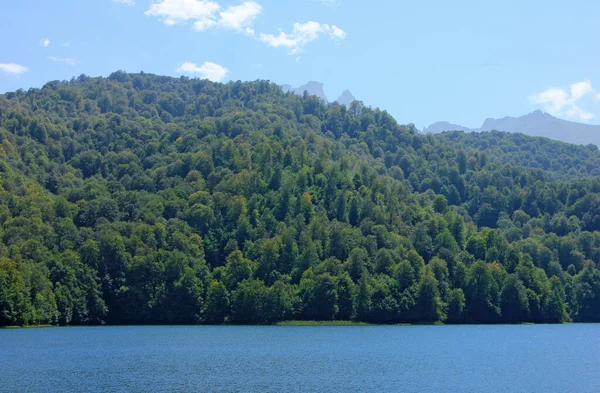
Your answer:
1;0;600;129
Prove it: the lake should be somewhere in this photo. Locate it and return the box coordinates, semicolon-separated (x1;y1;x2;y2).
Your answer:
1;324;599;392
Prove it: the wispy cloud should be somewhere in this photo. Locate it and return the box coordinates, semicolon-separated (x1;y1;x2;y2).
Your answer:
259;21;346;55
47;57;81;66
0;63;28;76
146;0;262;32
530;80;595;122
176;61;228;82
62;42;72;47
146;0;260;32
217;1;261;32
146;1;345;55
146;0;220;29
40;38;51;48
113;0;135;5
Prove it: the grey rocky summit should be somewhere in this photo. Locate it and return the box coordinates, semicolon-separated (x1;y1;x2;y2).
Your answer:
282;81;357;107
335;90;357;107
282;81;328;101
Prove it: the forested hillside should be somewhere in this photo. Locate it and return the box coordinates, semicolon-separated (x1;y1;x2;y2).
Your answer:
2;71;600;326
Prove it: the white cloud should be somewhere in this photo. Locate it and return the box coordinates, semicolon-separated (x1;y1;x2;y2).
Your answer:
47;57;81;66
531;88;568;114
62;42;71;47
565;106;594;122
259;21;346;54
0;63;28;76
530;80;596;122
596;93;600;101
146;1;345;55
570;81;593;102
329;25;346;39
113;0;135;5
193;18;216;31
40;38;51;48
322;0;341;6
176;61;228;82
146;0;220;28
146;0;261;33
218;1;261;31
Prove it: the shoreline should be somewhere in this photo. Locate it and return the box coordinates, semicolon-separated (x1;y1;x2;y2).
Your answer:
1;325;54;329
275;320;373;326
1;321;565;328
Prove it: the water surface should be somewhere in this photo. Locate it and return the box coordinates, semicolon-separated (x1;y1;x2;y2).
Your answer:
1;324;599;392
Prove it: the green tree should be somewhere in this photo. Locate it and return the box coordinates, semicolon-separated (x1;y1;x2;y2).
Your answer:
336;273;355;320
573;265;600;322
224;250;253;290
500;275;529;323
346;248;370;282
415;270;445;322
543;276;567;323
263;280;295;322
446;288;465;324
231;279;266;324
433;194;449;214
203;281;229;324
356;275;372;321
0;259;31;326
466;261;500;323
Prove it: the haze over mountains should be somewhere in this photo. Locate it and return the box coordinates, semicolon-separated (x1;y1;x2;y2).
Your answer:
282;81;328;101
282;81;357;107
281;83;600;148
424;110;600;147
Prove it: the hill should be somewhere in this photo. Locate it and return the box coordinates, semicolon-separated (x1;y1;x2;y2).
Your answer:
1;71;600;326
424;110;600;147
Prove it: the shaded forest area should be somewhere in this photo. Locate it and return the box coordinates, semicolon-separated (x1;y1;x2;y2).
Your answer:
2;72;600;326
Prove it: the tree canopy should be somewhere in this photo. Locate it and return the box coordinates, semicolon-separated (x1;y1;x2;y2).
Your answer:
2;72;600;325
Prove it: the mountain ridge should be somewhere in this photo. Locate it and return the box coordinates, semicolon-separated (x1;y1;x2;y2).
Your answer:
424;110;600;146
282;81;328;101
282;81;357;107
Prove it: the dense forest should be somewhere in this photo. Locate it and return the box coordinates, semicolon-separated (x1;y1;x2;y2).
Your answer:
2;71;600;326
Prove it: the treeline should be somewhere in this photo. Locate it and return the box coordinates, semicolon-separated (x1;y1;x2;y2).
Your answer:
1;72;600;326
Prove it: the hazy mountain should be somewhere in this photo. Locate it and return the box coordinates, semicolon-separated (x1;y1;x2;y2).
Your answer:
335;90;356;107
282;82;358;107
282;81;328;101
424;110;600;146
423;121;472;134
481;111;600;146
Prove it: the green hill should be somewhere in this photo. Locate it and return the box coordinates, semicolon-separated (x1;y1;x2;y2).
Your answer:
1;71;600;326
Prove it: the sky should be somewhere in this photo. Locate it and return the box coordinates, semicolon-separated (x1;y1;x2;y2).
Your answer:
1;0;600;129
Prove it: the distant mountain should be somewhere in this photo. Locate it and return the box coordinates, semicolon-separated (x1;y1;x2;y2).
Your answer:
423;121;471;134
480;111;600;146
424;110;600;146
282;82;358;107
335;90;356;107
282;81;328;101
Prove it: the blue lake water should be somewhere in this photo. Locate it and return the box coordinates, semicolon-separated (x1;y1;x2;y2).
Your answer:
1;324;599;392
